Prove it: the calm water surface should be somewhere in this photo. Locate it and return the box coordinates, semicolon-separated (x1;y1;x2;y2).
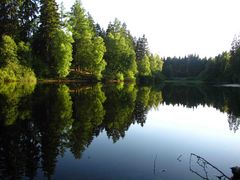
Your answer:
0;83;240;180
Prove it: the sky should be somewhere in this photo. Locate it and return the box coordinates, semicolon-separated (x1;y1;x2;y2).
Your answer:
56;0;240;58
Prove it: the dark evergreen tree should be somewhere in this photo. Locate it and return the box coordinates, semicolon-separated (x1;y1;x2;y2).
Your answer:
162;55;207;78
59;1;66;26
19;0;39;41
33;0;60;76
0;0;20;39
230;34;240;82
95;23;106;38
135;35;149;61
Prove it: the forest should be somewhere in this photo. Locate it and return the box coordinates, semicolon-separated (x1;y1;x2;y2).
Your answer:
0;0;163;82
162;50;240;83
0;0;240;83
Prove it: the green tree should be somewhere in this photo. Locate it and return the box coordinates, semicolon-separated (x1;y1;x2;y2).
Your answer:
135;34;148;61
17;41;32;67
138;55;151;76
33;0;60;76
0;35;18;66
104;19;137;81
0;0;39;41
95;23;106;38
230;34;240;82
200;52;231;82
149;54;163;73
69;1;106;80
0;35;36;82
51;30;73;77
59;1;66;26
18;0;39;41
0;0;20;39
162;55;207;78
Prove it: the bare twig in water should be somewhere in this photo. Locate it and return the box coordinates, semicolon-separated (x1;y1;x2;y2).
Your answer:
153;154;158;175
189;153;230;180
177;154;182;162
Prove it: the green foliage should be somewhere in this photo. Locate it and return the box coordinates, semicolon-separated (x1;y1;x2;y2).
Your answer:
199;52;231;82
69;1;106;80
0;62;36;82
33;0;60;77
134;86;151;126
94;23;106;38
134;35;164;81
89;36;107;79
138;55;151;76
2;84;240;179
53;85;73;130
70;83;106;158
103;84;137;142
0;0;163;82
104;19;137;81
0;82;36;98
148;88;163;109
0;0;20;39
30;84;73;176
0;35;18;66
0;0;39;41
59;2;66;27
149;54;163;73
0;82;36;125
135;35;149;61
51;30;73;77
18;0;39;41
17;41;32;67
0;35;36;82
160;40;239;83
39;0;60;38
230;34;240;83
162;55;207;78
32;0;74;78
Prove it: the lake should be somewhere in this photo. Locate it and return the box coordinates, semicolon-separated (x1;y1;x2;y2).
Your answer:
0;83;240;180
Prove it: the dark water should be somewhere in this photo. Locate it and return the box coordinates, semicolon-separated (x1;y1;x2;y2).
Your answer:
0;83;240;180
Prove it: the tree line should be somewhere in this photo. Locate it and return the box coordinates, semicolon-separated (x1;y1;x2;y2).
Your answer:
0;0;163;82
163;35;240;83
1;0;240;83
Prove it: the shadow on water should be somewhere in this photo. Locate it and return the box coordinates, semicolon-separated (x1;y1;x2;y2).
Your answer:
0;82;240;179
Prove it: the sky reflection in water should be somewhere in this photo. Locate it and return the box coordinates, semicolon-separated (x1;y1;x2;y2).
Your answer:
55;104;240;180
1;83;240;179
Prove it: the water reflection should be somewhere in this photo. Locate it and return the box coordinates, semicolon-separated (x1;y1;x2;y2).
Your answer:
228;114;240;133
70;84;105;158
0;83;240;179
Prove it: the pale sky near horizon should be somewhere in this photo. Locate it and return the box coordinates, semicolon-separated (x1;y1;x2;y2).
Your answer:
56;0;240;58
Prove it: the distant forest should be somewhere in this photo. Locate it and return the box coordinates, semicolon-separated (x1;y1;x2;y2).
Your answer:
0;0;240;83
163;50;240;83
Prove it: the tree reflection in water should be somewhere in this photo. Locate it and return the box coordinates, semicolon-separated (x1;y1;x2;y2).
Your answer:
228;114;240;133
0;83;240;179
